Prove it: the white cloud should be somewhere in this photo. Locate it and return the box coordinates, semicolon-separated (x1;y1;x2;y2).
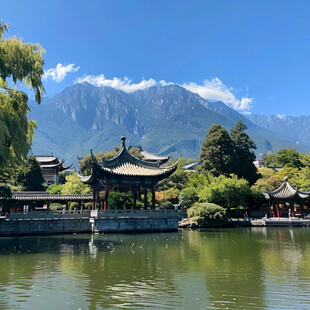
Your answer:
75;74;253;111
43;63;80;82
182;78;254;111
76;74;157;92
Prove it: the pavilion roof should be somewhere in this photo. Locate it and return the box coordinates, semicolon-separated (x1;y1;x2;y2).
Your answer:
79;137;178;184
139;150;170;163
35;156;72;171
264;177;310;200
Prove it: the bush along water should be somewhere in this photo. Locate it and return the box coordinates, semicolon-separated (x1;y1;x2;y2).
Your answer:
186;203;227;227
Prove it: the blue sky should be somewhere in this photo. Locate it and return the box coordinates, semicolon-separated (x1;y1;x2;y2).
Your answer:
2;0;310;115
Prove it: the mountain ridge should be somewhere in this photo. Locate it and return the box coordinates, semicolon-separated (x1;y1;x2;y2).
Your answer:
29;83;309;167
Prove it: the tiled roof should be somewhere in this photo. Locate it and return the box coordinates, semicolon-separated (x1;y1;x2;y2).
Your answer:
79;137;178;183
265;177;310;200
35;156;57;162
140;150;170;162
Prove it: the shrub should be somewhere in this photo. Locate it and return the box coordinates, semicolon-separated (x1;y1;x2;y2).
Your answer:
69;202;79;210
84;202;93;209
179;187;198;208
108;192;133;209
160;201;174;209
188;202;226;226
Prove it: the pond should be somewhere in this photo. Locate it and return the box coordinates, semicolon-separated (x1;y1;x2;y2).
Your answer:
0;228;310;309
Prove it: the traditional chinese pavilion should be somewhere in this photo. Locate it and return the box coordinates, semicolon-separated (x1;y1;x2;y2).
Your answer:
264;177;310;218
35;156;72;185
78;137;178;210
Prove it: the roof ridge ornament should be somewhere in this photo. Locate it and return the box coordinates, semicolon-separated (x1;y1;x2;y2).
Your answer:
284;176;289;182
121;136;126;148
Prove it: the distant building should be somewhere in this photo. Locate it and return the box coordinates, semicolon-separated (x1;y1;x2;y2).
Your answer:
35;156;72;185
138;148;170;164
253;153;265;169
182;162;199;172
253;153;284;171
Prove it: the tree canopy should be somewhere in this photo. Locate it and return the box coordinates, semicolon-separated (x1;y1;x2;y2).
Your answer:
61;173;91;195
15;156;45;191
198;124;235;176
230;120;259;185
0;22;44;173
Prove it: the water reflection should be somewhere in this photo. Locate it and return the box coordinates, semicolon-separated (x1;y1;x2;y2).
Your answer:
0;228;310;309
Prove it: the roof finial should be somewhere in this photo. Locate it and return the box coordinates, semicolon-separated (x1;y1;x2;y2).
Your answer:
121;136;126;148
284;176;288;182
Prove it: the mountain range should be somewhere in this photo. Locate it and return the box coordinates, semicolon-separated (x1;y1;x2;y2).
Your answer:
29;82;310;168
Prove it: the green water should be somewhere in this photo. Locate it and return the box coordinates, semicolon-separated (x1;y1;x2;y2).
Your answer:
1;228;310;309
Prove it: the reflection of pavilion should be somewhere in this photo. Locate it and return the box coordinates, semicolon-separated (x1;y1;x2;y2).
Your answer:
78;137;178;210
264;177;310;218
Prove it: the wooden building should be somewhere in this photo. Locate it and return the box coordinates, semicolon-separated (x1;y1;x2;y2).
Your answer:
78;137;178;210
35;156;72;185
264;177;310;218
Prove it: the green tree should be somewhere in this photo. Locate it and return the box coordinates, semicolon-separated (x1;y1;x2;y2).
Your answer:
0;22;44;174
47;183;62;194
198;174;252;209
108;192;133;209
179;187;199;208
199;124;234;176
61;172;91;195
263;153;280;167
15;156;45;191
230;120;259;185
277;148;303;168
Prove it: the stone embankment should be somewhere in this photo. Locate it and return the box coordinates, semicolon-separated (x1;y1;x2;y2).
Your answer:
179;217;310;228
0;209;181;235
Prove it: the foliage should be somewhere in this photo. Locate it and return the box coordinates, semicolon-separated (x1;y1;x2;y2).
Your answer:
159;200;174;209
179;187;198;208
15;156;45;191
157;157;189;192
263;153;280;167
0;22;44;171
187;172;253;209
188;202;226;225
47;183;62;194
0;184;11;198
108;192;133;209
61;172;91;195
230;120;259;185
264;149;304;168
69;202;79;210
277;149;304;168
199;124;235;176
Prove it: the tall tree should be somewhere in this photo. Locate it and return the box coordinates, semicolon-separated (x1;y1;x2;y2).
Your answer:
15;156;45;191
0;22;44;176
230;120;259;185
199;124;234;176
